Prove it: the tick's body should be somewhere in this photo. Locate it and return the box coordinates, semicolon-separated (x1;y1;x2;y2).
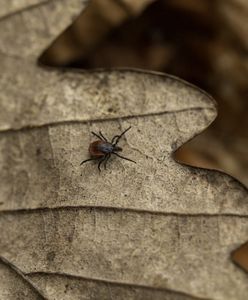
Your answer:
80;126;135;172
89;141;115;157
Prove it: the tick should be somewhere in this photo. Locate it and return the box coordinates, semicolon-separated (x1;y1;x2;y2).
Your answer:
80;126;136;172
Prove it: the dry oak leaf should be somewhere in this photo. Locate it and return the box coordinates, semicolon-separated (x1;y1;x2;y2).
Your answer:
0;1;248;300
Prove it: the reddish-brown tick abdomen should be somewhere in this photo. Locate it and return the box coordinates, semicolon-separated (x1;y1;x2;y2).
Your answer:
89;141;105;157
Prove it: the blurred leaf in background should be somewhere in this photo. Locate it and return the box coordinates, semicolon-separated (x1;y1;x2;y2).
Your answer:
232;241;248;273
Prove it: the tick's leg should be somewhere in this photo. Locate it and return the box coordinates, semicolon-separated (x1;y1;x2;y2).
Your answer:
99;131;108;142
80;157;98;165
98;155;107;172
104;153;111;169
91;131;104;141
112;152;136;163
112;126;131;146
111;135;119;144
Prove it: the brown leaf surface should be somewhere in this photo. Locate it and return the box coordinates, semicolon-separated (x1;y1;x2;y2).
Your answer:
27;272;207;300
0;1;248;300
0;256;46;299
0;0;48;19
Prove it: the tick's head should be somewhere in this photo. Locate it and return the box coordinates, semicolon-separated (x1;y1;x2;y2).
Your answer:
113;146;122;152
